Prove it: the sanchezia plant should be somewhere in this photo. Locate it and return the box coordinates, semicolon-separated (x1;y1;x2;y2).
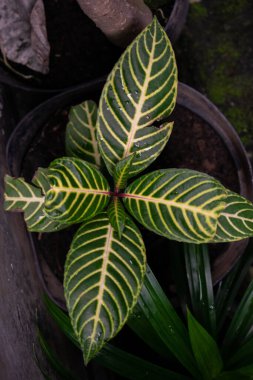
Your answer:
4;17;253;365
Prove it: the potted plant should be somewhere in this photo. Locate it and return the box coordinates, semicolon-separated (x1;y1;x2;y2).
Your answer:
0;0;189;94
5;77;253;300
4;18;253;376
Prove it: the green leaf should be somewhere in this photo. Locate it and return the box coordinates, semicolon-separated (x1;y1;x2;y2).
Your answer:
133;266;200;378
99;344;191;380
216;371;249;380
184;243;216;336
45;157;110;224
113;154;135;191
37;330;80;380
64;212;146;364
222;280;253;354
123;169;226;243
226;336;253;369
212;191;253;242
187;310;223;380
32;168;51;193
44;295;78;347
44;296;191;380
4;175;66;232
107;197;126;238
234;364;253;377
65;101;101;167
127;302;176;360
215;239;253;333
97;17;176;177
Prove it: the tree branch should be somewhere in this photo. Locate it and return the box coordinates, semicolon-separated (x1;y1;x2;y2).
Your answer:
76;0;153;46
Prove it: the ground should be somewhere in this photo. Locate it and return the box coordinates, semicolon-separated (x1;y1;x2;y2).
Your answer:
175;0;253;151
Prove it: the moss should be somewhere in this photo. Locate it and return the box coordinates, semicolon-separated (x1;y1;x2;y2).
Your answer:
217;0;248;16
190;3;208;19
175;0;253;145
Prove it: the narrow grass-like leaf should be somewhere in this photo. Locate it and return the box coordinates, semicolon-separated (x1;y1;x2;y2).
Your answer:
113;154;135;191
226;336;253;369
213;191;253;242
45;157;110;224
187;309;223;380
37;330;80;380
127;303;176;360
97;18;177;177
216;372;249;380
232;364;253;377
215;239;253;333
65;101;101;167
44;296;190;380
184;243;216;336
222;280;253;354
134;266;200;378
4;175;66;232
107;197;126;238
99;344;191;380
44;295;78;347
64;212;146;364
123;169;226;243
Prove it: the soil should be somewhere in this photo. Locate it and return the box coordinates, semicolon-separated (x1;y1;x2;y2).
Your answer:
21;104;240;285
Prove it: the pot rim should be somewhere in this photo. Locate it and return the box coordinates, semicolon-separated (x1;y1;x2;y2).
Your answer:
6;80;253;306
0;0;189;94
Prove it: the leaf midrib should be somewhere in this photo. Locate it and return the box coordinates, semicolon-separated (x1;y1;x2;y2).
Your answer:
5;194;44;204
123;27;156;158
50;186;111;196
89;224;113;348
123;192;219;218
221;212;253;222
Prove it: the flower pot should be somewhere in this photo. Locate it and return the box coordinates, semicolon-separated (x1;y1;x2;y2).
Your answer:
6;79;252;309
0;0;188;95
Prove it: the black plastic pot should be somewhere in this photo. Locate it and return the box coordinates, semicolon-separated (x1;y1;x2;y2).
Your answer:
0;0;189;95
6;79;253;309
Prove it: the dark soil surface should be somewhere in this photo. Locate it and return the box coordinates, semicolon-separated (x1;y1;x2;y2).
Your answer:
151;106;239;193
21;104;239;284
42;0;121;88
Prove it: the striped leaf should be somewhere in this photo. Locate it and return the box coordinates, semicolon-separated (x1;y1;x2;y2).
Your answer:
45;157;110;224
32;167;50;193
123;169;226;243
113;154;135;191
212;190;253;242
64;212;146;364
108;197;126;238
4;175;66;232
65;101;101;167
97;17;177;177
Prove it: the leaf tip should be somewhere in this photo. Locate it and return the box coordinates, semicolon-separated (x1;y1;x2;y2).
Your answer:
82;336;104;366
